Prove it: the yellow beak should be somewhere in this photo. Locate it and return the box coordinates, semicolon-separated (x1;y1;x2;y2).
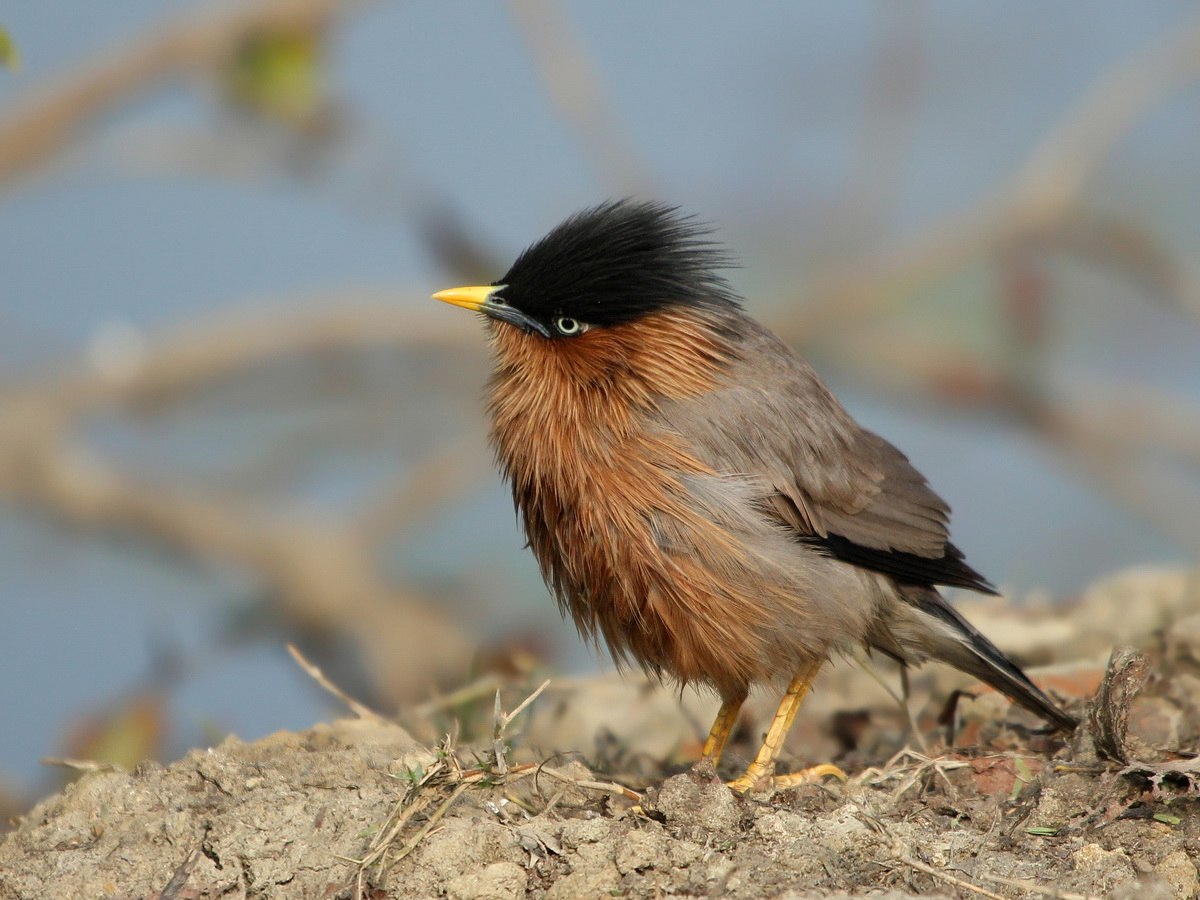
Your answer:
432;285;500;312
432;283;551;337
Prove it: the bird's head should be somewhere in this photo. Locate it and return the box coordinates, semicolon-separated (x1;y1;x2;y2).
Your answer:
434;200;741;343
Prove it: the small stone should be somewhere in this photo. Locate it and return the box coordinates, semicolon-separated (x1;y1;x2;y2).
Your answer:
614;827;669;875
656;774;740;832
446;861;527;900
559;816;614;848
1072;843;1136;894
545;849;620;900
754;811;796;840
816;807;877;858
669;838;703;868
1154;849;1200;900
1027;774;1089;831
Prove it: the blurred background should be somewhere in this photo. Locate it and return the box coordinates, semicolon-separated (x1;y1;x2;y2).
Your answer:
1;0;1198;815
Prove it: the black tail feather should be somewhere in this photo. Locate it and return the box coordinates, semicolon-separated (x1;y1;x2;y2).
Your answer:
915;591;1078;732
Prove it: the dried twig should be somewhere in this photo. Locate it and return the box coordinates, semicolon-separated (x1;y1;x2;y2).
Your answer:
355;435;488;543
847;646;929;753
346;756;453;895
0;298;483;705
536;765;642;803
286;643;383;721
491;680;551;775
410;673;504;720
892;849;1009;900
40;757;123;773
391;783;469;863
857;747;968;809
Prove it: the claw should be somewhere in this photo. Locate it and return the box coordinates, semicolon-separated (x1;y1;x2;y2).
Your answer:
726;762;846;794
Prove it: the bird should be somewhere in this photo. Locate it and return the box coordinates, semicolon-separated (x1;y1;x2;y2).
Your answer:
433;200;1077;793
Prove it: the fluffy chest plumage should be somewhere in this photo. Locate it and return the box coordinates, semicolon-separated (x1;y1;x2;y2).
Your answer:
482;314;800;695
488;360;701;613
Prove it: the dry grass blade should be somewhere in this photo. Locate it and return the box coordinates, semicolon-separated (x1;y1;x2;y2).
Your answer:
847;646;928;752
891;849;1009;900
857;747;969;804
158;847;201;900
458;761;539;786
357;792;433;866
537;765;642;803
491;679;552;776
347;756;456;894
391;783;470;863
40;757;123;773
410;673;503;719
503;679;552;726
286;642;383;721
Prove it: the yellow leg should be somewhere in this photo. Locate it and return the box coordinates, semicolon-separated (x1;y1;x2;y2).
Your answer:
726;660;846;793
701;693;746;765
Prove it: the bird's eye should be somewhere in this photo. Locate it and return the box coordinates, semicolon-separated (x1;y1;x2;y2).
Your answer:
554;316;586;336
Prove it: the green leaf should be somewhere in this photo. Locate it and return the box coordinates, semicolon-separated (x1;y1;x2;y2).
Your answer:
400;764;425;784
1025;826;1059;836
224;29;323;124
1154;813;1181;826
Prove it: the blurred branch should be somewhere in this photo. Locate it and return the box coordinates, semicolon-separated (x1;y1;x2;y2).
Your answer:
824;1;926;251
828;329;1200;556
783;13;1200;338
508;0;652;194
1038;410;1200;559
16;292;471;412
356;434;487;544
0;294;489;703
0;0;359;186
1051;209;1200;317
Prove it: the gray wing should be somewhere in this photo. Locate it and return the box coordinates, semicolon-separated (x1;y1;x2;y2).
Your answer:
657;320;995;593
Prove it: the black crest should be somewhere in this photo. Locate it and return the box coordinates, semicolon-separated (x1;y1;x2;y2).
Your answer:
494;200;741;330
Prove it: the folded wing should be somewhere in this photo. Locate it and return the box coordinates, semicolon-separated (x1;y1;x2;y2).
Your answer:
657;321;996;595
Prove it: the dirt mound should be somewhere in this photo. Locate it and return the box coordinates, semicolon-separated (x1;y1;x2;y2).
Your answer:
2;567;1198;898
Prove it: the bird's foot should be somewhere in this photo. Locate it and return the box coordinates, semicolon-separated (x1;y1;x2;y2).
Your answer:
726;762;846;794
